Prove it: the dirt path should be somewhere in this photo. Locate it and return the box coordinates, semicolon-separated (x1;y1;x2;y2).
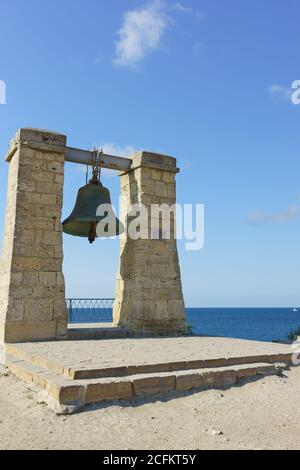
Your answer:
0;366;300;450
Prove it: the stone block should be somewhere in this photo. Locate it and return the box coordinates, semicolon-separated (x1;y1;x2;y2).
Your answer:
35;181;62;195
140;178;155;195
18;203;44;218
53;299;68;318
176;373;203;392
155;181;168;198
131;300;152;320
132;151;177;170
151;169;162;181
25;244;55;258
58;385;83;404
4;320;57;342
43;286;65;298
31;170;54;183
167;183;176;198
162;172;175;183
39;272;57;286
168;299;185;320
155;300;168;319
23;218;54;231
54;246;63;259
32;160;47;171
44;206;61;218
6;301;24;322
31;287;45;298
133;375;175;396
17;128;66;147
15;230;35;244
40;194;56;205
85;381;133;403
47;161;64;173
268;353;292;363
18;180;36;193
24;192;41;204
18;166;33;181
214;370;237;387
56;272;65;286
236;366;257;379
201;371;216;387
54;173;64;184
9;286;33;300
56;319;68;339
42;231;62;246
10;273;23;286
24;299;53;321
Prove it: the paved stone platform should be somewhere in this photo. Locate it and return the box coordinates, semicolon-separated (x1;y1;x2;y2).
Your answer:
5;336;294;413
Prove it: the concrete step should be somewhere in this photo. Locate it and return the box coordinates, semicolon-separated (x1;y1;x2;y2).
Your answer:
5;355;286;414
6;342;292;380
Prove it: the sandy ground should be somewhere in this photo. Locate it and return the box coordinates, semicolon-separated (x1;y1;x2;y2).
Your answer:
0;366;300;450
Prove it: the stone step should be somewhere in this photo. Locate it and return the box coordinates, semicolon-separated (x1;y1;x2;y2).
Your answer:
5;355;286;414
67;327;128;341
5;342;292;380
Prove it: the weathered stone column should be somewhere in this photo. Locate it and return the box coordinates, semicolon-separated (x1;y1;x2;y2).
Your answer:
113;151;185;335
0;128;68;352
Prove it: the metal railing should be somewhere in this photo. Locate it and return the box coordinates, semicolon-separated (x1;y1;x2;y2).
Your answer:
66;298;114;323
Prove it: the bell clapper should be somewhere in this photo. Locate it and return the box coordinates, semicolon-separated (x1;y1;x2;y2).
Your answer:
88;221;97;244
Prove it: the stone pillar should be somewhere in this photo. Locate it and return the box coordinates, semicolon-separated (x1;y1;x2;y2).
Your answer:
0;128;68;351
113;151;185;335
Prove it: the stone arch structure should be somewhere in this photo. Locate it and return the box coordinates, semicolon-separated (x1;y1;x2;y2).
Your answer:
0;128;185;356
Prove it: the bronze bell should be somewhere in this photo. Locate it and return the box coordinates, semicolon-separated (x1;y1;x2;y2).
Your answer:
62;152;123;243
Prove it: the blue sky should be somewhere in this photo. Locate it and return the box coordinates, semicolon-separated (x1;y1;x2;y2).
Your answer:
0;0;299;307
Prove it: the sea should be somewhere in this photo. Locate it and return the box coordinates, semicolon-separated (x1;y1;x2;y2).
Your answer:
69;307;300;342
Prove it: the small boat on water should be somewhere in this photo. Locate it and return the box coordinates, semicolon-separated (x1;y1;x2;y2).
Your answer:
293;308;299;312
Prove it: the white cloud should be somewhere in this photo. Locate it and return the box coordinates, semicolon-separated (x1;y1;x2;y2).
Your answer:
268;84;292;100
113;0;168;68
99;142;139;158
172;1;204;20
76;143;140;177
247;205;300;225
94;142;140;177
